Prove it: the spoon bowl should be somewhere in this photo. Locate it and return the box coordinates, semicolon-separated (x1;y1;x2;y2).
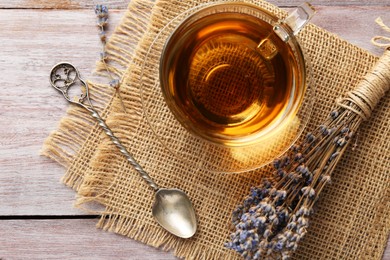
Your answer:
152;188;197;238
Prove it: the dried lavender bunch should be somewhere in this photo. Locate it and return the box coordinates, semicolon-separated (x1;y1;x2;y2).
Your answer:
226;22;390;258
94;4;127;113
225;46;390;259
225;105;363;259
95;5;109;62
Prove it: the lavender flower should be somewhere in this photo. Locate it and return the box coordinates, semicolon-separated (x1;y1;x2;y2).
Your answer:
93;4;127;113
227;105;358;258
94;4;108;18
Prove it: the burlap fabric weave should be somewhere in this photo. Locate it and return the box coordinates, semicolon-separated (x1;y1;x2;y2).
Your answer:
43;0;390;259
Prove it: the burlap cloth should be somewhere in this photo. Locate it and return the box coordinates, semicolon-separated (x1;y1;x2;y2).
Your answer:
43;0;390;259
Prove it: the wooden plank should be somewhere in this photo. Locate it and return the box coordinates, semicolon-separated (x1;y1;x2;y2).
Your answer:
308;6;390;57
0;9;124;216
0;219;388;259
385;243;390;260
1;0;389;9
0;219;177;259
0;0;129;9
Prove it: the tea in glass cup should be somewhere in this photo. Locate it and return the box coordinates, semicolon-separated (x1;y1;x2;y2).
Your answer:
160;2;314;147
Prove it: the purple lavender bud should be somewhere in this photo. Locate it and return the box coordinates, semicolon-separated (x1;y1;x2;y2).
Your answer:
248;205;257;214
298;216;308;226
94;4;101;14
296;165;309;176
297;207;306;216
237;222;246;230
263;180;272;188
264;204;272;213
100;52;107;60
235;244;244;253
323;129;330;135
329;152;340;161
253;251;261;260
306;132;315;142
277;169;287;178
263;229;272;238
306;174;313;185
277;209;288;223
281;156;290;167
251;238;259;248
341;127;349;134
250;187;259;198
239;231;249;243
330;110;339;119
252;218;261;228
287;222;296;230
277;190;287;200
240;213;250;222
290;234;299;242
273;159;281;169
277;234;287;242
273;241;284;251
301;186;315;198
259;240;268;250
319;125;327;135
291;144;301;152
336;137;346;147
294;153;303;161
286;241;295;250
289;172;301;182
297;227;307;236
270;188;277;196
284;230;293;239
95;4;108;18
243;198;253;208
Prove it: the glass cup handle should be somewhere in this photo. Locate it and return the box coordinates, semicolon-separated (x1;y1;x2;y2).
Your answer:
257;3;315;60
274;2;316;42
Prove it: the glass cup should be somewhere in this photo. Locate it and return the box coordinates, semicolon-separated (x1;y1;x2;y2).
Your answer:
140;2;315;172
160;2;314;146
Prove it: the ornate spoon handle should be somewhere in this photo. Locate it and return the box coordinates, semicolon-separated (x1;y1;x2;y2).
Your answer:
87;106;159;191
49;62;159;191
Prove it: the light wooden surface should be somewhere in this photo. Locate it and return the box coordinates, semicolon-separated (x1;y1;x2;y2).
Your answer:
0;1;389;259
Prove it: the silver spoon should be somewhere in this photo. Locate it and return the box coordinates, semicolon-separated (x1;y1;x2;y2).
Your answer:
49;62;197;238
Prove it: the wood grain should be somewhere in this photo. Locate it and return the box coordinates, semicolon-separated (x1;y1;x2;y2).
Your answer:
0;9;123;216
0;219;176;259
0;2;389;260
309;6;390;56
1;0;389;9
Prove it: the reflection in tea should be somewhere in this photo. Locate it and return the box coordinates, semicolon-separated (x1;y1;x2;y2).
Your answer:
162;12;303;146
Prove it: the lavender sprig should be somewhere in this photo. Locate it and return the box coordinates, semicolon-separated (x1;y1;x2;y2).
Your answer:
94;4;127;113
226;105;361;259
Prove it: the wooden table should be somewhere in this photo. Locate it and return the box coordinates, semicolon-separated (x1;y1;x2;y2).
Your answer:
1;0;389;258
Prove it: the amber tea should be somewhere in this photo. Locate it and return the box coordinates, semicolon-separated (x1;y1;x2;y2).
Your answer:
160;10;306;146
